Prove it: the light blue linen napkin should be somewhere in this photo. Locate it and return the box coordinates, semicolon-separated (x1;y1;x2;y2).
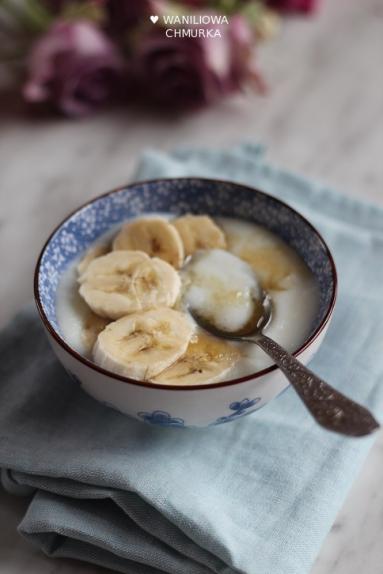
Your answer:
1;144;383;574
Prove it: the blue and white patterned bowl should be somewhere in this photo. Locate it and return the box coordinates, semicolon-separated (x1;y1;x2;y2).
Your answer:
34;178;337;428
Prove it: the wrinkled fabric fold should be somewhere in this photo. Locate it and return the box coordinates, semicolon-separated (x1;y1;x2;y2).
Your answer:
1;144;383;574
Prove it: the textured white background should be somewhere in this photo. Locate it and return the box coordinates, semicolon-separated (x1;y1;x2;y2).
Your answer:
0;0;382;572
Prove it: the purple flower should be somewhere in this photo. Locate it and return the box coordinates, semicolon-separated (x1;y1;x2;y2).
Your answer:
178;0;211;5
106;0;153;32
128;13;260;110
267;0;319;13
43;0;106;15
23;20;123;116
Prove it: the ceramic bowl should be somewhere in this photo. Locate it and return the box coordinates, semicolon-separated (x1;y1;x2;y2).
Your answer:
34;178;337;428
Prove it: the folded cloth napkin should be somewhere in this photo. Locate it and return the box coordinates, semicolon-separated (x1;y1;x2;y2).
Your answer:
1;144;383;574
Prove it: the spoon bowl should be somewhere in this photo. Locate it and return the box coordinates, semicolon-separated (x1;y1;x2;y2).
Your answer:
190;292;273;340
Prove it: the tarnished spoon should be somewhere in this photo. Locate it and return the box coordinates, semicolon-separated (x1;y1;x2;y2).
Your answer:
190;295;379;437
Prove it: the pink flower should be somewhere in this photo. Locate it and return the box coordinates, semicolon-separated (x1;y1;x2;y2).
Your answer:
267;0;318;13
106;0;152;32
128;14;260;110
44;0;106;13
23;20;123;116
178;0;211;5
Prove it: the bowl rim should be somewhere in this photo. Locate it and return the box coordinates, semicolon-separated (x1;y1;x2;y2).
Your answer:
34;176;338;392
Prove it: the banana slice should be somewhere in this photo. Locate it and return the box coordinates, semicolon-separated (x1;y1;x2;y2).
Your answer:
78;250;181;320
77;242;110;275
172;215;226;256
153;332;241;386
113;217;184;269
93;308;194;380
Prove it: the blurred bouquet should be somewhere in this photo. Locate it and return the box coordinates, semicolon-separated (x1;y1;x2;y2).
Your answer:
0;0;319;117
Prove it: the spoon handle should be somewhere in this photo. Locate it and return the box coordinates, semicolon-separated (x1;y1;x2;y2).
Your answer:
252;333;379;437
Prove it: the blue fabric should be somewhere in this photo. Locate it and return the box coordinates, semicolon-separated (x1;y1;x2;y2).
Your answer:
1;144;383;574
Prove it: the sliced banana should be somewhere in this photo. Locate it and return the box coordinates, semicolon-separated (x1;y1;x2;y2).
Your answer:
77;242;110;275
93;308;194;380
113;217;184;269
78;250;180;320
153;332;241;386
172;215;226;256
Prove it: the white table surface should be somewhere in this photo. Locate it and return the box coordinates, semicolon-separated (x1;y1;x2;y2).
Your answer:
1;0;383;572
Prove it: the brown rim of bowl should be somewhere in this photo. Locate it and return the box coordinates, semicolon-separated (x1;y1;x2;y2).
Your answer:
34;177;338;392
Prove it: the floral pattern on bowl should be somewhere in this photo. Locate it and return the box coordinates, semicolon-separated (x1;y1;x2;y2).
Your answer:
137;410;185;427
212;397;262;425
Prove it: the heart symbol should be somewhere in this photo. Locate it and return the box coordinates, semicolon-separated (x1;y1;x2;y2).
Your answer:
150;15;159;24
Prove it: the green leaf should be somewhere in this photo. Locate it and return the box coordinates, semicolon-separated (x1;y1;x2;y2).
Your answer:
0;0;53;33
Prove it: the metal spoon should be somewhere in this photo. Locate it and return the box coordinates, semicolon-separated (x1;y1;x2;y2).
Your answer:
190;295;379;437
